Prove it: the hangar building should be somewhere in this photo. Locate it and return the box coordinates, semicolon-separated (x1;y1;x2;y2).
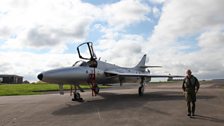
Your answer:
0;75;23;84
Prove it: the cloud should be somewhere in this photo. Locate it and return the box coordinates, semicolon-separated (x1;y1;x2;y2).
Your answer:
0;26;11;39
0;0;100;48
198;30;224;50
152;0;224;42
0;0;151;49
96;34;146;67
26;27;60;47
102;0;151;30
152;7;161;17
0;0;153;81
0;51;78;81
1;0;224;82
144;0;224;79
150;0;166;4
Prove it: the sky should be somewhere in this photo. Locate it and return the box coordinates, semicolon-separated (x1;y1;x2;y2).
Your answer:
0;0;224;82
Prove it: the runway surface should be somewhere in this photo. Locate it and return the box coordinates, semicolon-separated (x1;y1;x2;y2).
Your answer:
0;80;224;126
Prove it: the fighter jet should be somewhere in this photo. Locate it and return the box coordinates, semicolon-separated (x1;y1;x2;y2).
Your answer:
37;42;183;102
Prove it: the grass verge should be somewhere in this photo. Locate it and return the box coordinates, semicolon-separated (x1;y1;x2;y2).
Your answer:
0;83;108;96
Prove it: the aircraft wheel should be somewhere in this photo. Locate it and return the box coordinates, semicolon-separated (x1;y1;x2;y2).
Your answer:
75;92;81;99
138;86;144;96
72;92;81;101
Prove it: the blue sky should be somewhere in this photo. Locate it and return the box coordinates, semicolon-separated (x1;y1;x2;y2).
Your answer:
0;0;224;81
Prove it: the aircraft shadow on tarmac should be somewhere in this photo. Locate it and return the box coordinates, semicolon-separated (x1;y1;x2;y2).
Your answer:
52;91;215;116
191;115;224;123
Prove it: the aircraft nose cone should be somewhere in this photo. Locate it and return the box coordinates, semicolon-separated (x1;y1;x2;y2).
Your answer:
37;73;43;80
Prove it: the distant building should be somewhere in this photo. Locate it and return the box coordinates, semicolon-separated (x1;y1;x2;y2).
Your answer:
23;80;30;84
167;77;184;81
0;75;23;84
167;76;173;81
167;74;183;81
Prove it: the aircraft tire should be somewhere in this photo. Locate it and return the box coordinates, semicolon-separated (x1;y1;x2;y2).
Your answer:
138;86;144;96
75;92;81;100
72;93;84;102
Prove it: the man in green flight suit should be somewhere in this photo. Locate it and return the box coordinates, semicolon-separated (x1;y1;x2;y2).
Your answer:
182;69;200;117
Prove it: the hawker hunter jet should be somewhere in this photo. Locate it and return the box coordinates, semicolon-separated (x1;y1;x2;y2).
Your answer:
37;42;183;102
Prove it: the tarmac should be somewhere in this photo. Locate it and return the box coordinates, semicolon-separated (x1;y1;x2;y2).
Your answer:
0;80;224;126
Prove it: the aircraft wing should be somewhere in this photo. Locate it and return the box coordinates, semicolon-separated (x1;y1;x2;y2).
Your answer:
104;71;184;78
139;65;162;68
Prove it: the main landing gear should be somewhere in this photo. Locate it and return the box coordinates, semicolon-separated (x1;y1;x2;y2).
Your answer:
138;77;145;96
138;85;145;96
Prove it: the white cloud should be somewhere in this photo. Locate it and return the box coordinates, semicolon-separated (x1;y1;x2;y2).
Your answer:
96;34;146;67
0;0;151;49
102;0;151;30
152;7;161;17
198;30;224;50
150;0;166;4
0;52;78;81
0;0;100;48
1;0;224;82
0;0;153;81
152;0;224;42
144;0;224;79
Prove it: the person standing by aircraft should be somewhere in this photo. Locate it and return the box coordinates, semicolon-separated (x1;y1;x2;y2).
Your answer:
182;69;200;117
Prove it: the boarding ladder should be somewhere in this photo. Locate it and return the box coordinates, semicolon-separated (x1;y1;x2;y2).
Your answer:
88;68;97;96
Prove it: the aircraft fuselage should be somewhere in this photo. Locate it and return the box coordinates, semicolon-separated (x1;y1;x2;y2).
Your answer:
37;60;149;85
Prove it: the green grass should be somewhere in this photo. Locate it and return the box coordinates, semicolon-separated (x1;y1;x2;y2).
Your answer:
0;83;108;96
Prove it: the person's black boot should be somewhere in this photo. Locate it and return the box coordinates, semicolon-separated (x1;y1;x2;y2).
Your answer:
187;113;191;116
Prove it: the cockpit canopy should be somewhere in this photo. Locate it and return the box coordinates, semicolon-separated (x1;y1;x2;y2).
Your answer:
72;61;89;67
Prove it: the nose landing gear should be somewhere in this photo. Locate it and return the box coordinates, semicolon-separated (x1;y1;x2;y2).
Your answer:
72;92;84;102
71;85;84;102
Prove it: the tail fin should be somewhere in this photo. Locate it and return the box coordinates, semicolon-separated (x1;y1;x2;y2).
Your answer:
134;54;146;71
